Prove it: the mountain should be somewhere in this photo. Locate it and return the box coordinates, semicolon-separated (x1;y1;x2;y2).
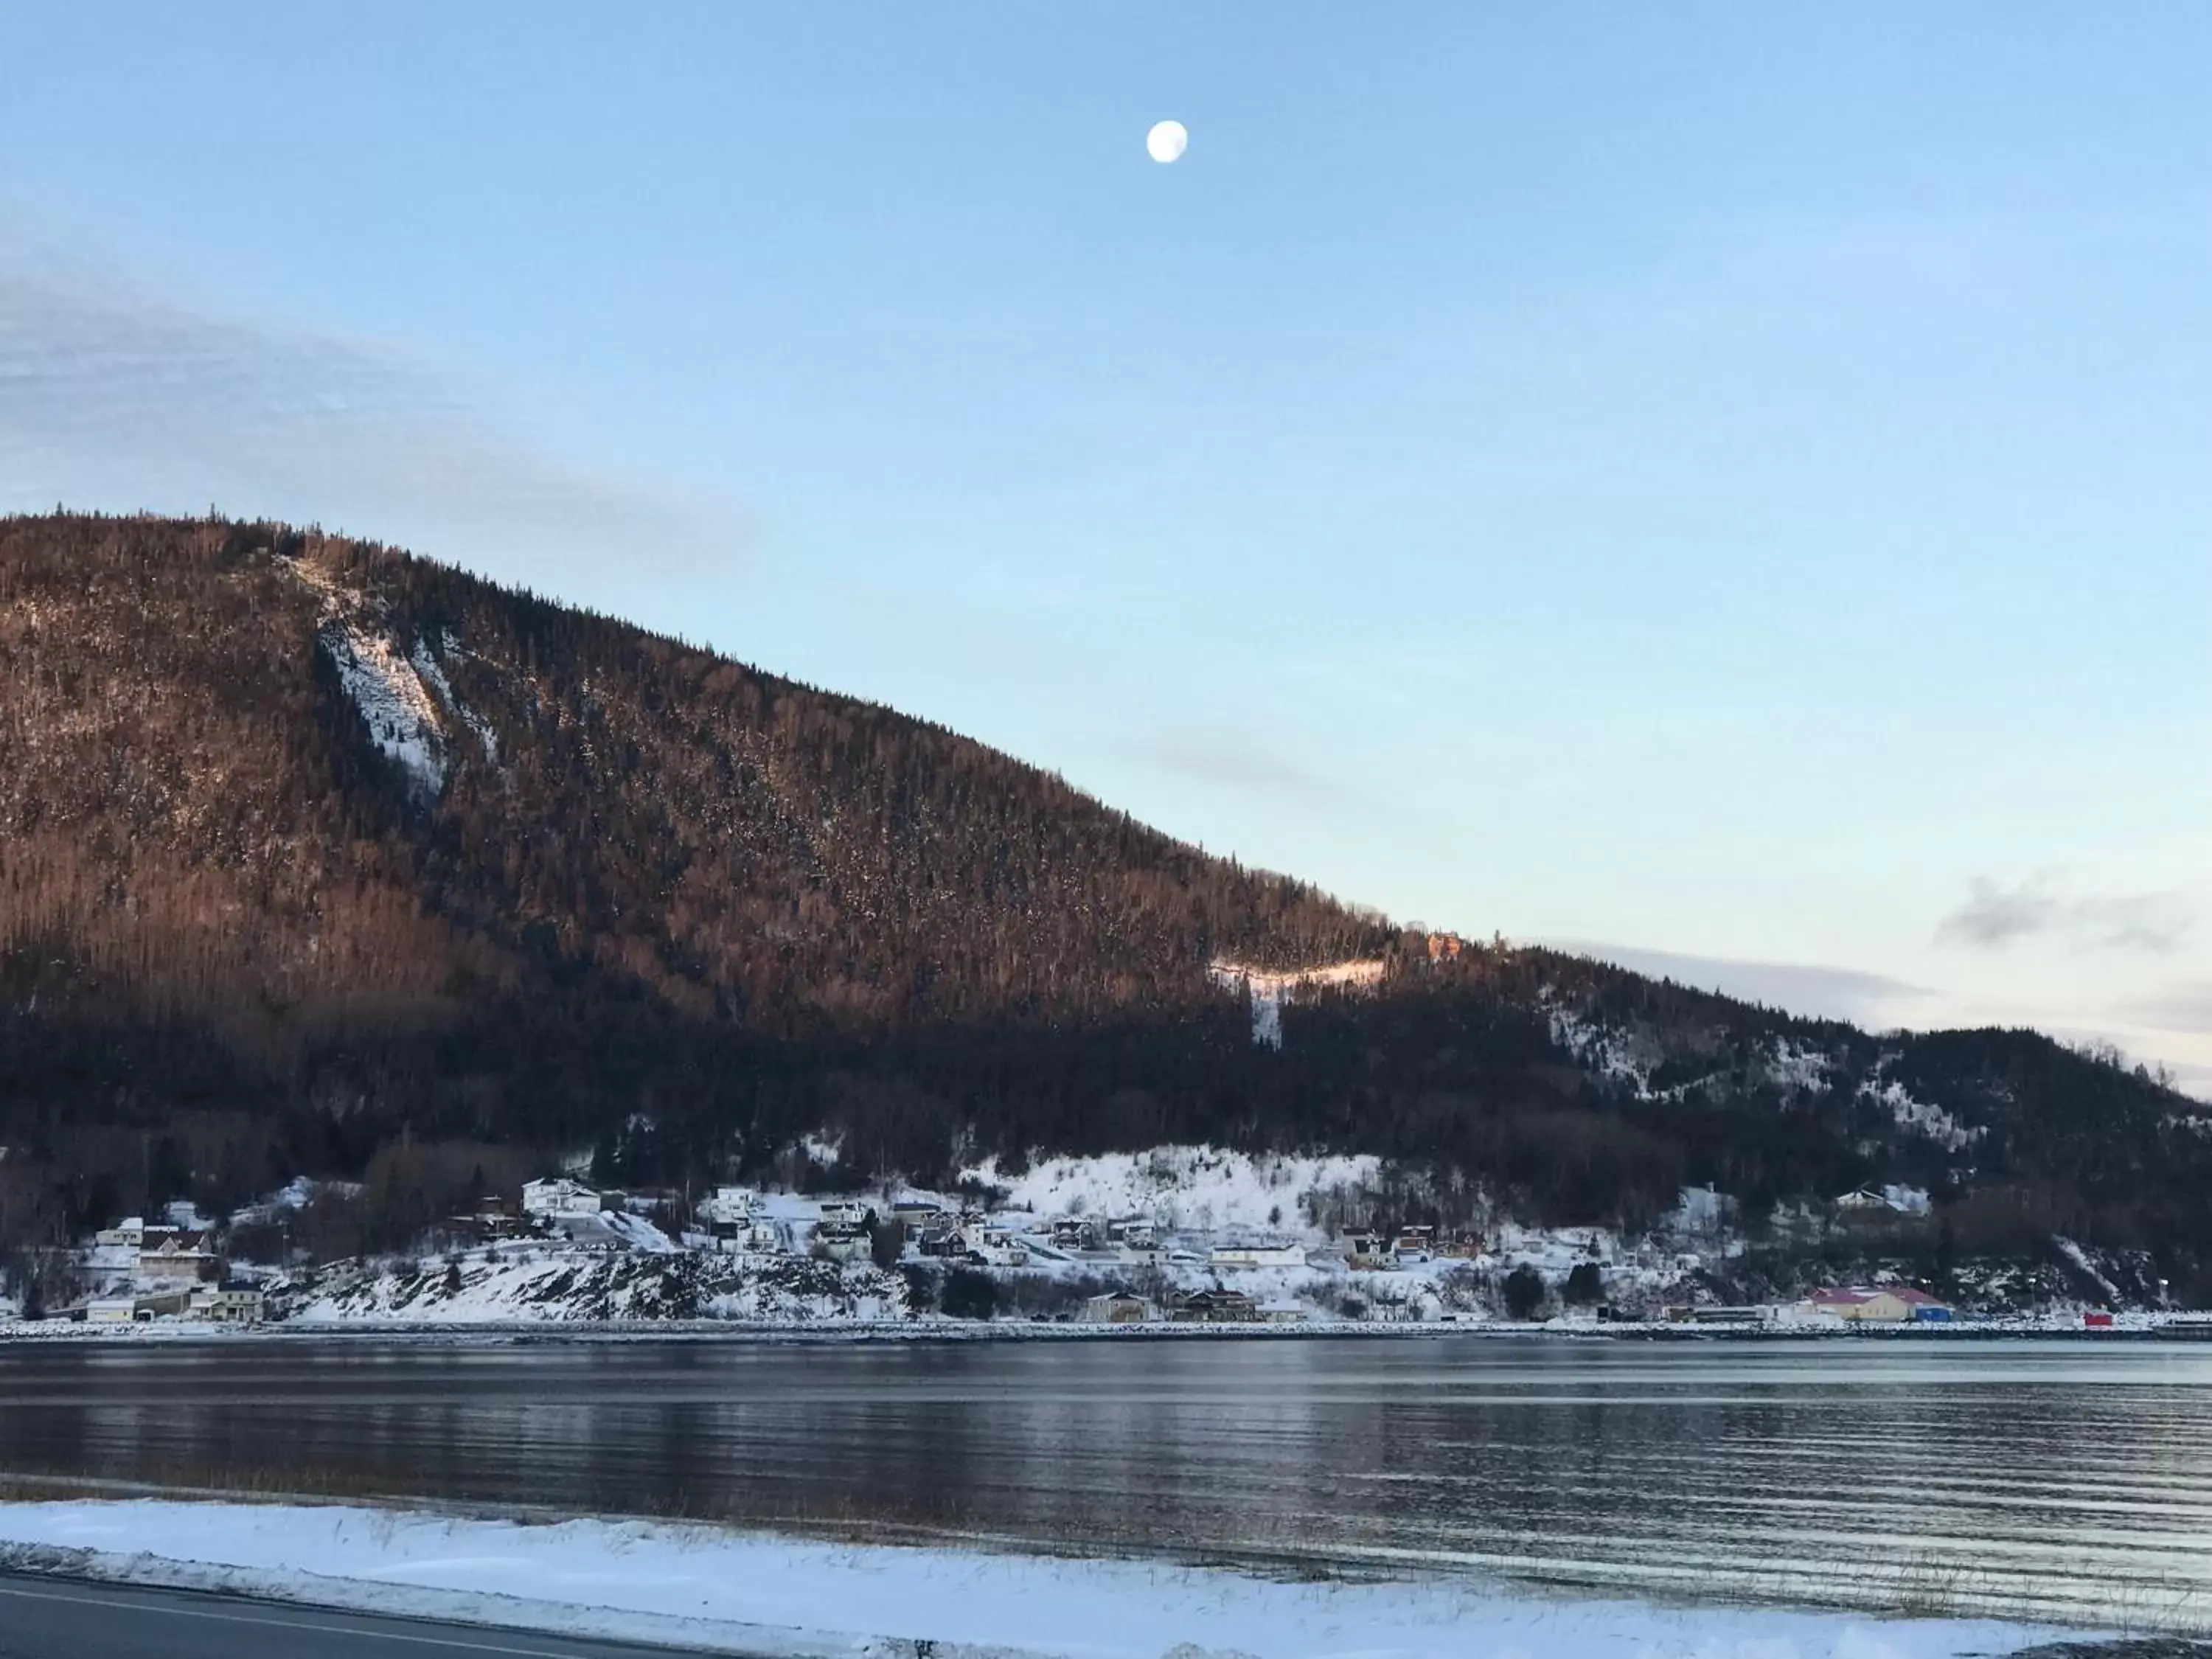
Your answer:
4;512;2207;1298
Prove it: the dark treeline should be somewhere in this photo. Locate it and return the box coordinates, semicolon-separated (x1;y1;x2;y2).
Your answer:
3;514;2206;1297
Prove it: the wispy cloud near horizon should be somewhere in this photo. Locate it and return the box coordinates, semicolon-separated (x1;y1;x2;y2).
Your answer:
0;222;740;582
1545;939;1931;1028
2120;984;2212;1037
1936;874;2191;954
1132;733;1345;809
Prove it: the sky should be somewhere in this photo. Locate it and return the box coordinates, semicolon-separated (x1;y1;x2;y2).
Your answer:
1;5;2206;1091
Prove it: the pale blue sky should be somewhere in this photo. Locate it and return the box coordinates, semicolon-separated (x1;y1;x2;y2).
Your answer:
1;6;2205;1087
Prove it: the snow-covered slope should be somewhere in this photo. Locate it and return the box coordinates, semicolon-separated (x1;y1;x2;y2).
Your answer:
281;1250;905;1325
320;623;449;794
961;1145;1380;1236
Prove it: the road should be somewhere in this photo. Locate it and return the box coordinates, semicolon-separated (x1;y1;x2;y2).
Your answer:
0;1573;717;1658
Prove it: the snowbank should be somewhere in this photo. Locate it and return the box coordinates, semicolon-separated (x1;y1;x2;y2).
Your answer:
0;1500;2063;1659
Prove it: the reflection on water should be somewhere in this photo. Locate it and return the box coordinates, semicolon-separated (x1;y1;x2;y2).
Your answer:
2;1337;2208;1629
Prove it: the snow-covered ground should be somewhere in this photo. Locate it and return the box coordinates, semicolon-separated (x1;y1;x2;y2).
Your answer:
961;1145;1381;1237
0;1500;2068;1659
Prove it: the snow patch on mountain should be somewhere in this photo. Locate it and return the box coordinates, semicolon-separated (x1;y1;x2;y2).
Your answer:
1208;959;1386;1048
291;557;495;787
2054;1236;2122;1304
1860;1071;1983;1152
321;624;447;793
1545;1002;1664;1093
961;1145;1381;1236
1764;1038;1834;1096
409;639;498;762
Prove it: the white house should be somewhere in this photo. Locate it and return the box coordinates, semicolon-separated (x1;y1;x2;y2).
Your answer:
188;1285;266;1324
522;1178;603;1219
138;1232;220;1287
1343;1231;1390;1270
1079;1291;1155;1325
711;1215;785;1256
698;1186;763;1226
817;1199;872;1231
972;1226;1031;1267
95;1217;147;1249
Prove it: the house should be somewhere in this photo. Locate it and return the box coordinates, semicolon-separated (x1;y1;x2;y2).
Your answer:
972;1226;1030;1268
132;1287;195;1320
1343;1231;1390;1270
1834;1186;1902;1213
1801;1286;1951;1324
817;1199;873;1231
698;1186;762;1225
891;1198;945;1228
713;1215;785;1256
1172;1289;1259;1324
454;1196;525;1240
188;1284;265;1324
1106;1217;1158;1250
1209;1240;1307;1270
917;1223;968;1259
138;1231;220;1287
522;1178;603;1220
815;1228;872;1263
85;1298;138;1324
702;1187;782;1252
1079;1291;1155;1325
1258;1301;1308;1324
95;1217;147;1249
1391;1225;1436;1265
1049;1217;1099;1251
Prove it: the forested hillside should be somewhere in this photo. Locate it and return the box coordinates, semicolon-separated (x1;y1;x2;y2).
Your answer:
4;513;2206;1295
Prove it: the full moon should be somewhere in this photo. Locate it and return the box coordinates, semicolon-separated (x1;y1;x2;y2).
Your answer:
1146;119;1188;164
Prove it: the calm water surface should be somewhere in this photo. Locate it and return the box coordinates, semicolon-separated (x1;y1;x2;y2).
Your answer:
2;1335;2208;1628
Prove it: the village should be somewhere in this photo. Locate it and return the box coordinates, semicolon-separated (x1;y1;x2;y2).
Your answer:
15;1158;2192;1334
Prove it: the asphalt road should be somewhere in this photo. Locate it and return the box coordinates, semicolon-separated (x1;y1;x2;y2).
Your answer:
0;1573;717;1658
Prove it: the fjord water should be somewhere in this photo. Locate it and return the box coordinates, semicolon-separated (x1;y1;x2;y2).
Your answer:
2;1337;2208;1629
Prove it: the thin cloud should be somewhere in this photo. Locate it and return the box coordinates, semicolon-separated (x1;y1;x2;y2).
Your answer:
1936;874;2191;955
1548;939;1929;1027
2121;985;2212;1037
0;224;738;580
1133;735;1342;808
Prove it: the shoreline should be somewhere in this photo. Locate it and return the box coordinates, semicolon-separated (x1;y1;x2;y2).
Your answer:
3;1314;2205;1345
